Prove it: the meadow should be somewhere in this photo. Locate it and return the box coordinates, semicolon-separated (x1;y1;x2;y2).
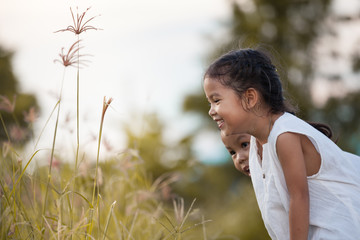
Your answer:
0;7;210;240
0;5;275;239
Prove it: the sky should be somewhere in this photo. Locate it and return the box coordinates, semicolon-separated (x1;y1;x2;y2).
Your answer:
0;0;230;163
1;0;359;165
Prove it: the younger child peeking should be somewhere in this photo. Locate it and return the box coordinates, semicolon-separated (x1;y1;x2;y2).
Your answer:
204;48;360;240
221;133;251;177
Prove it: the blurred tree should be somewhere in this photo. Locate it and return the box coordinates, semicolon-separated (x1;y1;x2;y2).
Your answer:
184;0;360;152
123;113;193;181
121;1;360;239
181;0;360;238
122;112;270;239
0;46;38;145
185;0;334;119
314;92;360;154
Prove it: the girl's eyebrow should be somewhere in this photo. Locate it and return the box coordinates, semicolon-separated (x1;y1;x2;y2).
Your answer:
225;147;233;152
236;135;250;143
236;135;245;141
208;93;220;100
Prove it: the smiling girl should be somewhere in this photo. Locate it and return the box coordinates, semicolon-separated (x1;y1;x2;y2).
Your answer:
203;48;360;240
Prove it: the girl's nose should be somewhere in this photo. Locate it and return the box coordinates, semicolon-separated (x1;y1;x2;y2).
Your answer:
208;106;215;117
236;154;247;164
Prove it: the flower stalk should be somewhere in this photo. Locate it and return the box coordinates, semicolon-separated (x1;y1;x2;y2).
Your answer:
87;96;113;238
55;7;100;238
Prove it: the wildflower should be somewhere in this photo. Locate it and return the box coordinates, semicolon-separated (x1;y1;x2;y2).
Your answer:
102;97;113;120
48;155;60;170
53;40;90;68
102;136;113;152
173;198;185;225
2;141;11;158
55;7;101;35
9;125;27;142
23;107;38;124
0;95;16;113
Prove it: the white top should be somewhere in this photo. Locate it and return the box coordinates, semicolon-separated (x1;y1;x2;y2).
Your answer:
249;112;360;240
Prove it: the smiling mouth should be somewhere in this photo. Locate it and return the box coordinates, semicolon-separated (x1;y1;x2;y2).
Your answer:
216;120;224;129
243;167;250;176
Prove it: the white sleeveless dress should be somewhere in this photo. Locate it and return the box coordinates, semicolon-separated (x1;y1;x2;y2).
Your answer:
249;112;360;240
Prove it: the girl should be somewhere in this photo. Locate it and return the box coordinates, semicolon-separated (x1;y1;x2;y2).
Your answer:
203;48;360;240
221;133;251;176
221;127;332;178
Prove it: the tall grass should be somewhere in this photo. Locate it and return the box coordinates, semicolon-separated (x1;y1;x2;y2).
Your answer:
0;6;209;240
0;147;208;239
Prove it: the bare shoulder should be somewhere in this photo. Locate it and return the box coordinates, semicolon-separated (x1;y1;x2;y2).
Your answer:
276;132;302;153
276;132;308;195
275;132;304;172
276;132;320;177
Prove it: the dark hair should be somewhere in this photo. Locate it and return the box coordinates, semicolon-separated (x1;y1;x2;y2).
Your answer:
204;48;296;114
204;48;334;140
308;121;334;141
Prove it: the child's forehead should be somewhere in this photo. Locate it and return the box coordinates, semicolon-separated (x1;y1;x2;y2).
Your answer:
222;133;250;143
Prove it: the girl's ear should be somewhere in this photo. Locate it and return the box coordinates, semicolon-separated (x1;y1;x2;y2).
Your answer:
243;88;259;109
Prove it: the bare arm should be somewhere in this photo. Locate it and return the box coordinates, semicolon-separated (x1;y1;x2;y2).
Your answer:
276;132;309;240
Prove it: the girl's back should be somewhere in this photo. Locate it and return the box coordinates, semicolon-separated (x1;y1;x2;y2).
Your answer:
250;112;360;239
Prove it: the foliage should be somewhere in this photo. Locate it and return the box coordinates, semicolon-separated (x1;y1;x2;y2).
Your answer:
181;0;360;238
0;46;38;144
183;0;360;156
1;6;207;239
314;92;360;154
0;147;209;239
123;114;271;239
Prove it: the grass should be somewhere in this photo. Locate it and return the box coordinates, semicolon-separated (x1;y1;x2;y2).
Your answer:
0;148;208;239
0;6;210;240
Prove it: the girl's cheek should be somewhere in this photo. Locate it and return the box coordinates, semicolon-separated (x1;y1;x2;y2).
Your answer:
232;159;241;171
234;164;242;172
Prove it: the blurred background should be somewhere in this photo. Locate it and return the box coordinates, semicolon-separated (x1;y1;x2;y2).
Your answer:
1;0;360;238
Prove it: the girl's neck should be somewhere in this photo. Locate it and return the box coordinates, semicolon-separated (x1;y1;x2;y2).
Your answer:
251;112;282;145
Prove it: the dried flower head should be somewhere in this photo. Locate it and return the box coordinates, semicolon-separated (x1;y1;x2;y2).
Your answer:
48;155;60;170
54;40;90;68
23;107;38;124
55;7;101;35
9;125;28;142
102;136;113;152
173;198;185;225
2;141;11;158
0;95;16;113
101;96;113;120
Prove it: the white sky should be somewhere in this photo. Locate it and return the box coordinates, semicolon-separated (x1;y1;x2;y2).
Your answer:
1;0;359;164
0;0;230;162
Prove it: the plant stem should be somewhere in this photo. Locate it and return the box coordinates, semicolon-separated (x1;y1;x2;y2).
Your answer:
0;113;11;142
71;35;81;239
87;97;112;238
41;67;66;237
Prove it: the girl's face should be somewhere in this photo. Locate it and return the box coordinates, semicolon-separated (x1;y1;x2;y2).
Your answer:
204;77;251;136
221;133;251;176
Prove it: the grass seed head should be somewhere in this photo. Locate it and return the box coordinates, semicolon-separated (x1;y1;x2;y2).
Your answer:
55;7;101;35
0;95;16;113
23;106;38;124
54;40;90;68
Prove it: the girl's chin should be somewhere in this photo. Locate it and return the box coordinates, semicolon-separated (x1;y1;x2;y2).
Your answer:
221;129;235;137
220;129;230;137
223;128;248;136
